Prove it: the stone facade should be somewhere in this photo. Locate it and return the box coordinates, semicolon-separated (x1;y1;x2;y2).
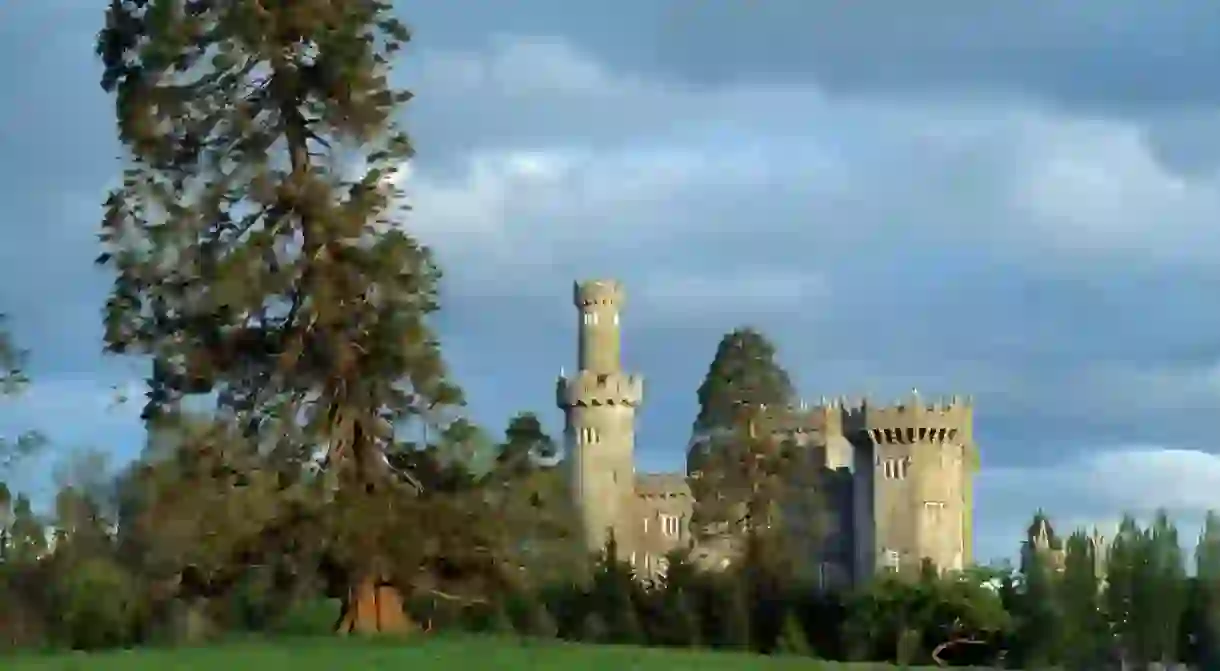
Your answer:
557;278;981;586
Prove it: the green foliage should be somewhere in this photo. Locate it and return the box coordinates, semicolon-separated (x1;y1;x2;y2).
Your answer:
1058;531;1108;669
96;0;466;619
774;609;811;656
692;327;794;435
1194;511;1220;668
486;601;517;636
49;556;143;650
0;316;45;473
272;599;342;637
1012;535;1063;668
713;578;752;651
587;536;645;645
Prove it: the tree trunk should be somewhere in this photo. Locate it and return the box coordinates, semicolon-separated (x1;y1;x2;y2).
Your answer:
335;573;414;635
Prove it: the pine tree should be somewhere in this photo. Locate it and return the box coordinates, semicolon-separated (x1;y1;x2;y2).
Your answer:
96;0;462;635
1194;511;1220;668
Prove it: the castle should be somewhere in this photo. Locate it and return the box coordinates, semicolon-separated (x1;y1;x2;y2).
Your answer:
557;279;979;587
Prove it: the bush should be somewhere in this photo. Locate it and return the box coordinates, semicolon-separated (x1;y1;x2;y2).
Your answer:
49;557;144;650
775;609;811;656
272;598;341;637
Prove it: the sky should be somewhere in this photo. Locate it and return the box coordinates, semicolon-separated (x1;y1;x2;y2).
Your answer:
4;1;1220;563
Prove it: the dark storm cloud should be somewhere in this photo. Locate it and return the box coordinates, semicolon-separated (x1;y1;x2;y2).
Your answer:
405;0;1220;110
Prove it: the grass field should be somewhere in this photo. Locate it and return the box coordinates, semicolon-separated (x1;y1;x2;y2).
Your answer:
4;635;940;670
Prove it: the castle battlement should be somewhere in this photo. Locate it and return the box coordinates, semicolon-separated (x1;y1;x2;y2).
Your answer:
635;473;691;500
575;279;624;308
838;392;973;444
764;393;973;442
557;370;644;408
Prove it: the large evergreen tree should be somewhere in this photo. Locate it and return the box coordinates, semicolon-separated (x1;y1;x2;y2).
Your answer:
96;0;461;634
692;327;794;437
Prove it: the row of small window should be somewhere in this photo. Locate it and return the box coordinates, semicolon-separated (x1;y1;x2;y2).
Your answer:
879;457;911;480
581;311;620;326
643;513;683;538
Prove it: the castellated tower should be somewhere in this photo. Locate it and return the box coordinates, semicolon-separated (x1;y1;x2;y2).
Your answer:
845;390;979;578
556;280;644;558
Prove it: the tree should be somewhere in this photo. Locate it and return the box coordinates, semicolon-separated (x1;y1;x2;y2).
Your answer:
7;495;46;566
646;549;702;647
1058;530;1108;670
97;0;462;635
1193;511;1220;668
115;417;313;642
1011;513;1064;669
688;330;807;568
587;535;644;644
1144;511;1187;664
1105;515;1145;667
692;327;794;437
0;315;44;472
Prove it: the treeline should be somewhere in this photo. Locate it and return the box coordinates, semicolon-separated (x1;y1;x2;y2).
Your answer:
2;458;1219;671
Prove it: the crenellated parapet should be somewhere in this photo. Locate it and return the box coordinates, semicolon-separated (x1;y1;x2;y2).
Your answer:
635;473;691;501
557;370;644;408
836;391;974;446
574;279;624;308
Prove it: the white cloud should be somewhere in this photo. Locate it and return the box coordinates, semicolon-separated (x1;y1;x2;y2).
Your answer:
400;35;1220;311
986;447;1220;516
974;446;1220;560
1010;117;1220;262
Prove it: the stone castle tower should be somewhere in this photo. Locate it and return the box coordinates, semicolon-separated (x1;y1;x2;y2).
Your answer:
556;280;645;555
557;278;979;585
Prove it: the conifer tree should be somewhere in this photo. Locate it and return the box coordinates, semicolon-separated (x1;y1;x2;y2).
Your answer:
96;0;462;634
1194;511;1220;668
1144;511;1186;664
1059;530;1107;670
1105;515;1144;666
692;327;794;437
1013;514;1064;668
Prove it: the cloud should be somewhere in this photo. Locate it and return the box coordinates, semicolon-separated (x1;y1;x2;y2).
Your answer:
973;446;1220;560
4;4;1220;560
403;36;1220;290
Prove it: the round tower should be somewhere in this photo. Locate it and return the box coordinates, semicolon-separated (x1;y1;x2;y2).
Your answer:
557;280;644;558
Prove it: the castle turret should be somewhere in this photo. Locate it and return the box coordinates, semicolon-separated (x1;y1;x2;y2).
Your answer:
843;390;978;578
558;280;644;557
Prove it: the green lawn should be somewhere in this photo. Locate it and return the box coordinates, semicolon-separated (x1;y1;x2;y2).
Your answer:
3;635;931;670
